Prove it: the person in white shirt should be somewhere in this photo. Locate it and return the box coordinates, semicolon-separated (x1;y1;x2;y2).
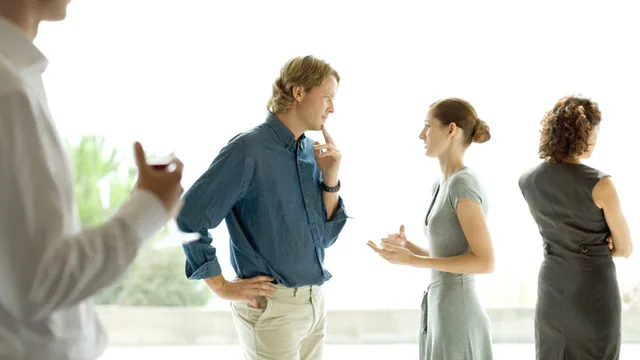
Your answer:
0;1;185;359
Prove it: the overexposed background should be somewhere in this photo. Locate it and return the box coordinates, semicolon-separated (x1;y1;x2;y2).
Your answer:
33;0;640;358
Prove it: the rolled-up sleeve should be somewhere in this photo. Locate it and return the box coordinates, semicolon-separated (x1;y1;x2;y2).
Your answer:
177;136;254;280
322;196;348;248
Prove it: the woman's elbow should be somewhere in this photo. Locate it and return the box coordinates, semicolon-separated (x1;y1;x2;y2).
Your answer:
621;244;633;258
612;244;632;258
484;261;495;274
480;256;495;274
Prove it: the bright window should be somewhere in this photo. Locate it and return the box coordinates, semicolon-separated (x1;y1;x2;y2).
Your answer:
36;1;640;358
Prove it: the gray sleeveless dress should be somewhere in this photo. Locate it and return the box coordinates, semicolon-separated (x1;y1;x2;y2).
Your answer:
519;162;620;360
420;166;493;360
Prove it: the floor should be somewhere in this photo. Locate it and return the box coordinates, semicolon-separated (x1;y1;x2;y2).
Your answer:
100;343;640;359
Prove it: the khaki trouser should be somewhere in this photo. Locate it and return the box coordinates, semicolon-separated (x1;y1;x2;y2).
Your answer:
230;284;326;360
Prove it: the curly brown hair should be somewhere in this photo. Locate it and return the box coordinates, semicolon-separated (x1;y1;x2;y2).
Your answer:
538;95;602;164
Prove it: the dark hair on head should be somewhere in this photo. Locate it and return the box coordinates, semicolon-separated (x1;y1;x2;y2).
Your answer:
429;98;490;145
538;95;601;164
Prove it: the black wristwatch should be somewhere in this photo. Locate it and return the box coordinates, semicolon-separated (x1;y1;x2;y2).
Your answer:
321;180;341;193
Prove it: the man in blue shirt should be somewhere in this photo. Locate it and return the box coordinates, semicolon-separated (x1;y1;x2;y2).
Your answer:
177;55;347;360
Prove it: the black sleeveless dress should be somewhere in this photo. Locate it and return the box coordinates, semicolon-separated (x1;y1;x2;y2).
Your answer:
519;162;621;360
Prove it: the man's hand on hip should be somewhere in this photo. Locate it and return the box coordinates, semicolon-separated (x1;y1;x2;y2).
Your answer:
205;274;277;308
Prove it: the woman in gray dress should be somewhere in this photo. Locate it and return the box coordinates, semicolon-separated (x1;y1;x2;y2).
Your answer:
367;98;495;360
519;95;633;360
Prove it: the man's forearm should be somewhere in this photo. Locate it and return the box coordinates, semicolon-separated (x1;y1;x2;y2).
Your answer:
322;191;339;220
204;274;226;294
322;176;340;220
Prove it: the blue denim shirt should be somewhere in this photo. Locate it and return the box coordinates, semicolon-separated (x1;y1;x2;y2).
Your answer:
177;113;348;287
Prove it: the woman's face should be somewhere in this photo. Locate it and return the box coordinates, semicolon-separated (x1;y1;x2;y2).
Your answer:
419;113;452;158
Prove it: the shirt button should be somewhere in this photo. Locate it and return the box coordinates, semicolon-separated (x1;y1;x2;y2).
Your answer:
580;246;589;254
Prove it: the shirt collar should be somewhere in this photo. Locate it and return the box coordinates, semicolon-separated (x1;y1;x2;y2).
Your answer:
0;16;49;75
265;113;306;152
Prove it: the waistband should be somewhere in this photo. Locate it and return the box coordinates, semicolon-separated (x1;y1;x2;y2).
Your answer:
542;242;611;257
270;284;322;303
428;272;475;289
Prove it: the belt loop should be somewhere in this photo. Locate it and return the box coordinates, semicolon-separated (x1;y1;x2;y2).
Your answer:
293;287;298;297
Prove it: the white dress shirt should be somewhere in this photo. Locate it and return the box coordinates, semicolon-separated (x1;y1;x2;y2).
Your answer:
0;17;168;360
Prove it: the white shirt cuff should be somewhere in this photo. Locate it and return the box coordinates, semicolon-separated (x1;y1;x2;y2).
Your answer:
115;189;168;245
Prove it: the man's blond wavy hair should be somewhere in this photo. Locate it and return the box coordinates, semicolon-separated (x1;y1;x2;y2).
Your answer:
267;55;340;115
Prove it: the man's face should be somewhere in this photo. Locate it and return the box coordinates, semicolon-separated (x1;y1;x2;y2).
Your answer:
38;0;71;22
297;75;338;131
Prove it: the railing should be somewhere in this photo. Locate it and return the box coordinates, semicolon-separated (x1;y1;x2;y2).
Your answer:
97;306;640;345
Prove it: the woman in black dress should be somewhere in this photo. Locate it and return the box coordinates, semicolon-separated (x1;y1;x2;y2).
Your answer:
518;95;633;360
